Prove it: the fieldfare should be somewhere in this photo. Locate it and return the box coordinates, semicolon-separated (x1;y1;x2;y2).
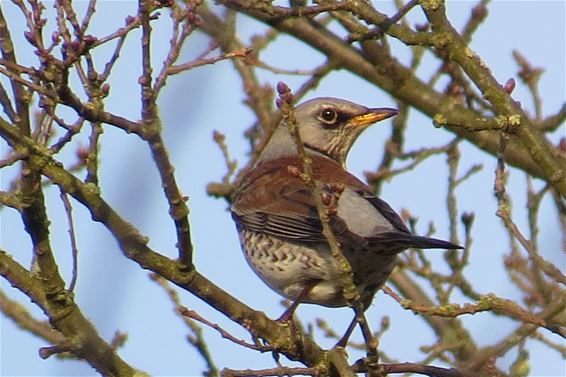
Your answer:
231;97;462;320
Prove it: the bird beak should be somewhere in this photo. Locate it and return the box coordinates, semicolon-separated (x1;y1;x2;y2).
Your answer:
347;107;398;127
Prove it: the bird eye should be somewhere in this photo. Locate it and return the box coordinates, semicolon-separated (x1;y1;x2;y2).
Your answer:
320;108;338;124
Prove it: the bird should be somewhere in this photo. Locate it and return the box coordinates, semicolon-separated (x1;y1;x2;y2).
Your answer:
231;97;462;327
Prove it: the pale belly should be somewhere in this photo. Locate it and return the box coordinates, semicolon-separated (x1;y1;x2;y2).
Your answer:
238;230;399;308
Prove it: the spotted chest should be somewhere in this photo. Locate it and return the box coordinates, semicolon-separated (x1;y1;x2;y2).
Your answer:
237;229;399;308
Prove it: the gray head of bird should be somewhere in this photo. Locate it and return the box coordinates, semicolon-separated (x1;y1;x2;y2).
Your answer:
258;97;398;166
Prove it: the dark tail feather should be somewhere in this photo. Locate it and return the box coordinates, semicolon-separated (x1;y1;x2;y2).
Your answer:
368;232;463;251
409;235;463;250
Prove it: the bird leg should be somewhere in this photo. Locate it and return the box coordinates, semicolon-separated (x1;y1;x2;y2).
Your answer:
277;280;320;322
335;314;357;348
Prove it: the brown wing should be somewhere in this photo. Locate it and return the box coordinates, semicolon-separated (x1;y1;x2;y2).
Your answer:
231;155;411;243
231;157;326;241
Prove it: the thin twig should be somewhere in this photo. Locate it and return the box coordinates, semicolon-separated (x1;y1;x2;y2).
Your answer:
179;308;275;353
390;287;565;337
494;133;566;286
59;189;79;292
352;360;471;377
167;47;251;75
150;274;218;376
154;2;200;93
276;82;379;373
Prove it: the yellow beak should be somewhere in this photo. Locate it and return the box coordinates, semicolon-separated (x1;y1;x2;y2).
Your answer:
347;107;398;127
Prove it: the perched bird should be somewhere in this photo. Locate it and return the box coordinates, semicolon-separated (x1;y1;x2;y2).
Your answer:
231;97;462;320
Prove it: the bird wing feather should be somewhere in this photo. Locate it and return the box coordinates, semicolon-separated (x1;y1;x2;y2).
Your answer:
231;156;412;246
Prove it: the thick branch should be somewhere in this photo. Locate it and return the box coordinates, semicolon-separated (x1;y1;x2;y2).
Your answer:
420;0;565;195
216;1;566;195
0;249;135;376
0;116;332;371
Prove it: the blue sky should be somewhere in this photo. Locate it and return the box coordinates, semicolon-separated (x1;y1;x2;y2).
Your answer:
1;1;564;376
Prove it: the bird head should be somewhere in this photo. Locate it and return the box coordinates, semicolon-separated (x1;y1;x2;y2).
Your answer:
260;97;398;166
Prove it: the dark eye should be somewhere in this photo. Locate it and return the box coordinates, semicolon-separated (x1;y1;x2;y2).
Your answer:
320;108;338;123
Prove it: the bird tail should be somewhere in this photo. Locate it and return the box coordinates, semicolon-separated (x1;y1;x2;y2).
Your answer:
368;232;463;251
408;235;463;250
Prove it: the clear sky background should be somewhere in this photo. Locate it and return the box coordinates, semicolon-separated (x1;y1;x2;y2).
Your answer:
1;1;564;376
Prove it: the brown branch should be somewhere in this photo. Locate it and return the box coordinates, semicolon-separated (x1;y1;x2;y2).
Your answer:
2;1;562;374
0;52;116;147
420;1;566;195
150;274;218;376
0;80;17;122
277;83;378;374
512;50;544;122
153;2;200;93
136;0;194;267
277;83;360;308
0;14;133;367
366;139;459;185
531;331;566;358
79;0;97;32
494;134;566;286
142;125;194;267
93;15;142;48
84;121;102;184
387;272;480;366
499;211;566;285
351;360;472;377
221;366;319;377
49;116;85;153
251;2;350;19
59;189;79;292
0;289;65;346
539;103;566;132
0;248;136;375
55;81;141;133
206;130;238;198
0;6;32;135
0;115;331;371
0;62;48;97
383;287;565;338
344;0;420;43
198;6;277;161
217;0;566;195
179;308;274;353
0;190;24;210
463;294;566;371
167;47;251;75
138;0;155;120
460;1;489;44
97;24;133;82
